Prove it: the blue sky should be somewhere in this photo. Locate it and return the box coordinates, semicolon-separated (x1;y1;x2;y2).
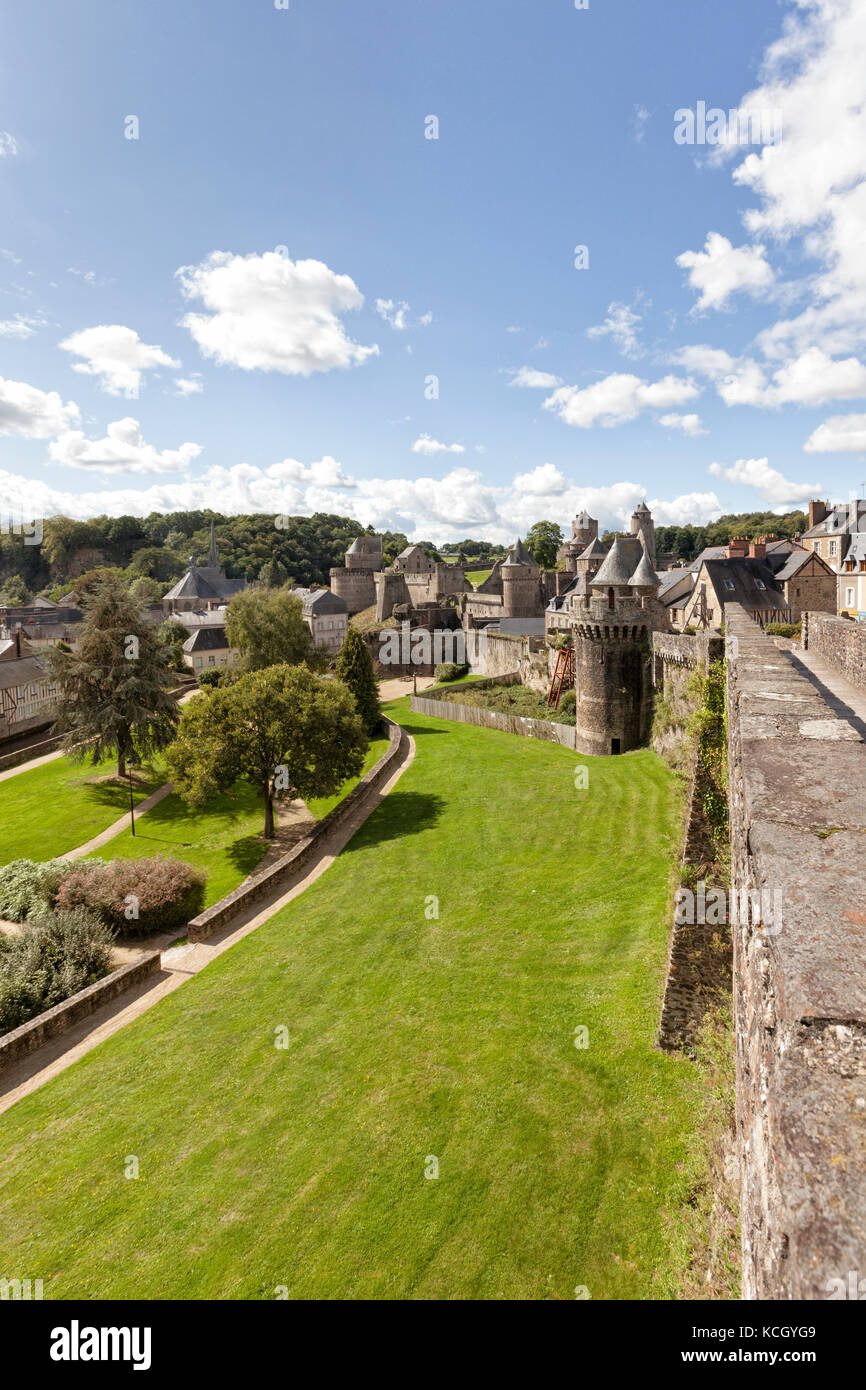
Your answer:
1;0;866;543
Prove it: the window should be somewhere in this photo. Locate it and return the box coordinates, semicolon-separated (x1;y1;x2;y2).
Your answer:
724;579;735;591
208;655;215;665
829;540;838;556
755;580;765;590
846;587;855;607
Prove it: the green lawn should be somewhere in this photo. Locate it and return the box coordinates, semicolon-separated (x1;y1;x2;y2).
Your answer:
0;700;698;1299
464;567;492;587
0;755;166;867
84;782;269;909
306;734;391;820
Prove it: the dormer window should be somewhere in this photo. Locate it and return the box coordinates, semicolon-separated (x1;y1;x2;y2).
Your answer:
755;579;765;590
724;580;735;591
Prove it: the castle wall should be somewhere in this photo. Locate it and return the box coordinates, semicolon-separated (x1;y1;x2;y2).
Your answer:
802;610;866;691
725;604;866;1299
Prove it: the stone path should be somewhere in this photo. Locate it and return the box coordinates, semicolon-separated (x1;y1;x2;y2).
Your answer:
785;646;866;737
0;728;415;1115
63;781;176;860
378;674;437;702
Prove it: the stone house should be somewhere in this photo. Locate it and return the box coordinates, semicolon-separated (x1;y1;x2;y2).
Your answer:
291;587;349;654
181;625;240;676
839;532;866;621
801;497;866;571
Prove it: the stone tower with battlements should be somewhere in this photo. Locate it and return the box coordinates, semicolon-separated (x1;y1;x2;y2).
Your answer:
330;533;383;615
570;536;667;756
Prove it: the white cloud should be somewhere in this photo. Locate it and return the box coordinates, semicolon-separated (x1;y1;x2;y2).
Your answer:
174;376;203;397
676;233;774;312
804;412;866;453
544;372;698;428
0;314;44;339
708;456;821;506
59;325;179;398
0;132;19;157
0;459;725;546
0;376;80;438
177;249;379;375
512;463;567;495
586;300;645;358
48;418;202;475
657;412;707;436
375;299;432;331
507;366;563;389
633;105;651;143
673;342;866;408
411;434;465;455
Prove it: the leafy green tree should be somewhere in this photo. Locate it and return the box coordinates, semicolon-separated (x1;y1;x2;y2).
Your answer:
525;521;563;570
156;618;190;672
258;558;290;589
47;576;179;778
225;588;319;672
0;575;30;604
127;546;185;583
335;627;382;734
167;664;368;838
129;575;164;603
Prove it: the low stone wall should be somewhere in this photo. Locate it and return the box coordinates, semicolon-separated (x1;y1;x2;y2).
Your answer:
0;731;63;772
802;610;866;691
725;603;866;1300
464;628;526;677
0;950;162;1071
411;690;575;749
187;718;405;942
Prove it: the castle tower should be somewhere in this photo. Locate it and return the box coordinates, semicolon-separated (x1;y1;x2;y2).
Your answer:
501;537;541;618
558;511;600;573
330;533;383;614
570;540;659;756
629;501;656;568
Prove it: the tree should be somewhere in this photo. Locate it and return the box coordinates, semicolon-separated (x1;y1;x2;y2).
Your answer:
335;627;381;734
525;521;563;570
225;588;319;672
167;664;368;838
258;558;289;589
129;575;164;603
47;576;179;778
127;546;185;583
156;618;190;672
0;575;30;605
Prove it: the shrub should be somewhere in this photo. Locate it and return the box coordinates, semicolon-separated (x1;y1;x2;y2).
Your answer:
558;688;576;712
0;858;108;923
764;622;800;639
198;668;222;689
0;907;114;1035
434;662;469;683
55;856;206;936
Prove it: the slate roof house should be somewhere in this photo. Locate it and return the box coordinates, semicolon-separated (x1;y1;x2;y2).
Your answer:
181;624;240;675
290;587;349;654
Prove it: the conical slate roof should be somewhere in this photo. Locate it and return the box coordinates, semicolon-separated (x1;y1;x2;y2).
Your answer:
503;537;534;567
578;538;608;560
590;536;633;587
628;551;661;588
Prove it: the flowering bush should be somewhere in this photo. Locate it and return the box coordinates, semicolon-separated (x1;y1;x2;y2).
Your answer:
55;856;206;936
0;906;114;1035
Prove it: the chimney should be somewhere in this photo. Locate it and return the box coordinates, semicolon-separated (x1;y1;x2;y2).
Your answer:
808;499;828;528
749;540;766;559
849;496;859;532
727;536;749;558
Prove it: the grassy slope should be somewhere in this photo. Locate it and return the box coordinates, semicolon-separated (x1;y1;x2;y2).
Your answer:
0;756;166;867
0;700;697;1299
306;734;391;821
84;782;269;909
464;568;492;587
